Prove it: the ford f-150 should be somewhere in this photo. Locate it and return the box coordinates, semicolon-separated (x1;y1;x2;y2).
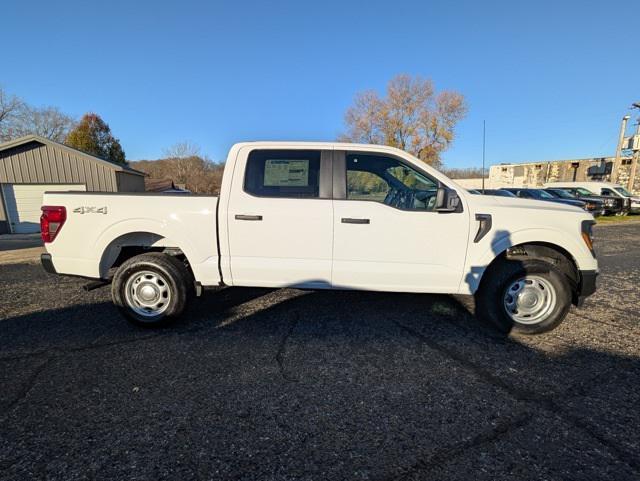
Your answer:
40;142;598;334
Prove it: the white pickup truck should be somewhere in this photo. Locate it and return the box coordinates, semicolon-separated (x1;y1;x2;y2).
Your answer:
40;142;598;334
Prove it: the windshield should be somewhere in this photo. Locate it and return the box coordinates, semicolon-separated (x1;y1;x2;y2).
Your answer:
615;186;633;197
533;189;554;199
549;189;575;199
575;187;594;196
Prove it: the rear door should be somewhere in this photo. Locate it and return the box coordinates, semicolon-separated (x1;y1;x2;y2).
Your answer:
331;151;470;293
226;148;334;288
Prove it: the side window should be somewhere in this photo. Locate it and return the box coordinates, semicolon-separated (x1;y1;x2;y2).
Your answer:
244;150;321;198
346;153;438;210
601;188;613;196
347;171;389;202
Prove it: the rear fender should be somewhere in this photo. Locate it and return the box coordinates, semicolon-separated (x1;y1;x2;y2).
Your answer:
95;220;197;278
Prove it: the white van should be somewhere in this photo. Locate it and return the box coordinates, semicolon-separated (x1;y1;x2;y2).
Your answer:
544;181;640;213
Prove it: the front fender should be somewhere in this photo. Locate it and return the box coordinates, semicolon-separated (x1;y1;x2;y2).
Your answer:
462;227;597;294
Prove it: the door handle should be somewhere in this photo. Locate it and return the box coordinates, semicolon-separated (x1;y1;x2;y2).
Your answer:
341;217;370;224
235;214;263;221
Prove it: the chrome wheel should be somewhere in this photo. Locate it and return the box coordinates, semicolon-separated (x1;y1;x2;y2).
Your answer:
503;275;557;325
124;270;171;318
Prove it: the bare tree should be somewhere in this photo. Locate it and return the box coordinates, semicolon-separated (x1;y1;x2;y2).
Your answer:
12;105;75;142
0;87;75;142
0;87;26;141
340;75;467;168
162;141;201;159
132;142;224;195
161;142;204;185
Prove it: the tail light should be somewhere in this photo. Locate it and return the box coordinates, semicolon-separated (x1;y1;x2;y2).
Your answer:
40;206;66;243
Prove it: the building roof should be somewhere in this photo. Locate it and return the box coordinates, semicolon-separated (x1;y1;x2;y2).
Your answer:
492;155;633;168
0;134;146;177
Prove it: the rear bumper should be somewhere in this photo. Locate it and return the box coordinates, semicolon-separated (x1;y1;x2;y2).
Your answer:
575;269;597;306
41;253;57;274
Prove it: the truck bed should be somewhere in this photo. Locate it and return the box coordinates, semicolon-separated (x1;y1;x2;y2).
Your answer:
42;191;221;285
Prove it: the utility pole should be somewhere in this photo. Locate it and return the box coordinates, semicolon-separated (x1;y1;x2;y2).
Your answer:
628;109;640;192
482;120;486;193
612;114;630;183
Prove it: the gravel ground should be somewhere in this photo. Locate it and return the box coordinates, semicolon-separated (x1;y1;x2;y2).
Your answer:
0;223;639;480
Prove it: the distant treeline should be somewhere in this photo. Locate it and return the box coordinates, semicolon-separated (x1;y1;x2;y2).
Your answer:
441;167;485;179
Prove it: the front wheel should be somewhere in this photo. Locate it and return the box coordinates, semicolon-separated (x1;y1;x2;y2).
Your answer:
111;252;191;327
476;259;572;335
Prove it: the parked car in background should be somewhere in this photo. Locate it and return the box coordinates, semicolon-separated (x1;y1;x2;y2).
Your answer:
468;189;517;197
502;188;588;211
543;189;604;217
544;182;640;214
544;186;623;216
479;189;517;198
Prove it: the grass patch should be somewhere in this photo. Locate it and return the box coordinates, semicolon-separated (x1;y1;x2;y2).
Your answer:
596;214;640;224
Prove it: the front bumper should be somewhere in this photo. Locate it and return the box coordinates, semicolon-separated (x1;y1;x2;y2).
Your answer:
41;253;57;274
575;269;597;306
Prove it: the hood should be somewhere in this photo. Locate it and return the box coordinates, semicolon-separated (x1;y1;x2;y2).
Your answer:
467;193;586;214
548;198;585;207
578;196;605;203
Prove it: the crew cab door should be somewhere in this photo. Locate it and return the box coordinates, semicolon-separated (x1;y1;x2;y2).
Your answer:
331;151;470;293
226;148;333;288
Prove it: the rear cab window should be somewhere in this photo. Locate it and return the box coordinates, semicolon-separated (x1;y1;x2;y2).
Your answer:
244;150;322;198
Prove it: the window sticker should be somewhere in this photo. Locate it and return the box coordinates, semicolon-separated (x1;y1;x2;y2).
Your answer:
264;159;309;187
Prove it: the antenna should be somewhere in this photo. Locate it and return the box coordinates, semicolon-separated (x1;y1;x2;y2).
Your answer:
482;120;486;193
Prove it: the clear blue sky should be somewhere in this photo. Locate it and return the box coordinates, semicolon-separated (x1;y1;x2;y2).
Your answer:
2;0;637;168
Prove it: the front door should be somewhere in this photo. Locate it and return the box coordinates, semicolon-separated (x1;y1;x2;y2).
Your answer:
332;151;470;293
227;148;334;288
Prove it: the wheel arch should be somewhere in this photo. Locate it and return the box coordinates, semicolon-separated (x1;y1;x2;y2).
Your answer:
98;230;194;279
478;241;580;299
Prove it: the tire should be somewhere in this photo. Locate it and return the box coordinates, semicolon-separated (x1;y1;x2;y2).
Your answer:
111;252;191;327
475;258;572;335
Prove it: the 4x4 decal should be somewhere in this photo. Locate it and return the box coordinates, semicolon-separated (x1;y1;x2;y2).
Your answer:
73;206;108;214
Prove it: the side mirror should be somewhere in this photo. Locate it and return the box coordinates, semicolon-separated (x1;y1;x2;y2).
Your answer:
435;187;460;212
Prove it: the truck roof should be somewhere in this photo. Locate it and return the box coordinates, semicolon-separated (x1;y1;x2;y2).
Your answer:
230;141;410;155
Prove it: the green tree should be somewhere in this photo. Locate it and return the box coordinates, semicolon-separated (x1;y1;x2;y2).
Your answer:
65;113;126;164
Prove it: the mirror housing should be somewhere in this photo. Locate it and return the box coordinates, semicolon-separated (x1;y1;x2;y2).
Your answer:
435;187;461;212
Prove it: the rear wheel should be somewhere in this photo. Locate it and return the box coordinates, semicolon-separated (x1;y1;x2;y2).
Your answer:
112;252;191;327
476;258;572;335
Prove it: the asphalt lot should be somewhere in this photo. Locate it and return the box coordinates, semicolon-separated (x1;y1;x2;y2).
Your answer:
1;223;639;480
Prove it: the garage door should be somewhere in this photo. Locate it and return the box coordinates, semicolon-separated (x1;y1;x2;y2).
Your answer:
1;184;86;234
